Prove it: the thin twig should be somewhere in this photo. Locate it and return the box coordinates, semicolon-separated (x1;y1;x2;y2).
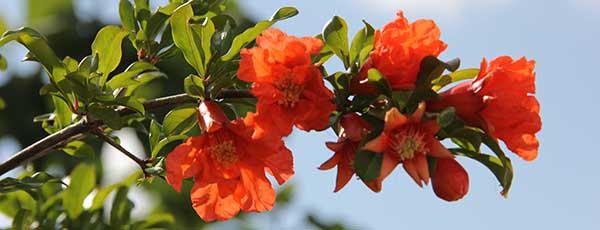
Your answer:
92;129;147;174
0;89;253;177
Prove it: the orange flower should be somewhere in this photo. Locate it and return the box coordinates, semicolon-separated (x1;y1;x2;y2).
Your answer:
362;103;453;192
353;11;447;92
165;101;293;221
430;56;541;161
237;28;335;138
431;158;469;201
319;113;372;192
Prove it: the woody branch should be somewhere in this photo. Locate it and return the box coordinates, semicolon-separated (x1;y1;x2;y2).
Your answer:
0;89;254;176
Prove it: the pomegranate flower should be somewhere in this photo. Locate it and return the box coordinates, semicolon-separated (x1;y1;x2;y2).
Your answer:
430;56;541;161
165;101;293;221
352;11;447;93
237;28;336;139
319;113;372;192
362;103;453;192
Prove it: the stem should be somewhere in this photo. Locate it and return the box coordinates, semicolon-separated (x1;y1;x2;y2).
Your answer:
93;129;147;174
0;89;253;177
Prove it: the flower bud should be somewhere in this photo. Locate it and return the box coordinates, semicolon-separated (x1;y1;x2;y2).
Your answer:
432;158;469;202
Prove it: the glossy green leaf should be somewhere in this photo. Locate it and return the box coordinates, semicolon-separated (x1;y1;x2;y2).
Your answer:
119;0;138;32
350;20;374;66
88;103;123;129
12;209;33;230
184;74;205;98
221;6;298;61
63;163;96;219
323;16;350;68
62;141;95;159
354;150;382;181
110;186;134;228
367;68;391;95
163;105;198;135
91;25;129;83
432;68;479;91
0;191;36;217
437;107;457;128
90;172;141;212
51;95;73;130
170;3;207;75
144;1;181;40
0;27;67;82
482;135;514;196
451;148;513;196
150;134;188;157
132;213;175;230
90;184;119;211
149;119;163;151
190;17;215;67
0;54;7;70
107;61;158;89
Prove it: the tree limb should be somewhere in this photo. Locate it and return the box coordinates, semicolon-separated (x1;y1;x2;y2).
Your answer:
0;89;253;176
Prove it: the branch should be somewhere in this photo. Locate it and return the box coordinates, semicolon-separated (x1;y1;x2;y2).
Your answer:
93;129;147;175
0;89;253;176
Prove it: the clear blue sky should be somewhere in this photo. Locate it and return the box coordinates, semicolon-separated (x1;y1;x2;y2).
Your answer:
1;0;599;229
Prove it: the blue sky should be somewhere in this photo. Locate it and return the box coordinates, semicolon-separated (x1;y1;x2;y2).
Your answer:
2;0;600;229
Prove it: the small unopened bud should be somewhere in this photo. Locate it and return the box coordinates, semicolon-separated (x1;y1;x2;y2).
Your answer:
432;158;469;202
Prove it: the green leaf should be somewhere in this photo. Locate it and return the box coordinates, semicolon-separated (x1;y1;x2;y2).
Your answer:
451;148;513;197
445;58;461;72
170;3;207;75
312;37;334;65
88;103;123;130
0;172;61;196
437;107;457;128
323;16;350;68
163;105;198;136
184;74;205;98
62;141;95;159
51;95;73;130
432;68;479;91
0;54;8;70
110;186;134;228
12;209;33;230
150;134;188;157
107;61;158;89
90;172;141;212
450;128;483;152
350;20;374;66
190;17;215;68
482;135;514;196
63;56;79;73
91;25;129;83
120;0;138;32
90;184;119;211
0;97;5;110
144;1;181;40
0;27;67;83
405;56;445;109
367;68;392;96
221;6;298;61
63;163;96;219
354;150;383;181
133;213;175;230
149;119;163;152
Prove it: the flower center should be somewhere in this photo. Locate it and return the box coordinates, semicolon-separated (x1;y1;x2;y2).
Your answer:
276;77;304;108
209;140;238;167
389;126;428;161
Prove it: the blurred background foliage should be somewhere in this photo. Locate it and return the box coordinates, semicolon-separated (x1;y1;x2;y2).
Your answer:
0;0;349;229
